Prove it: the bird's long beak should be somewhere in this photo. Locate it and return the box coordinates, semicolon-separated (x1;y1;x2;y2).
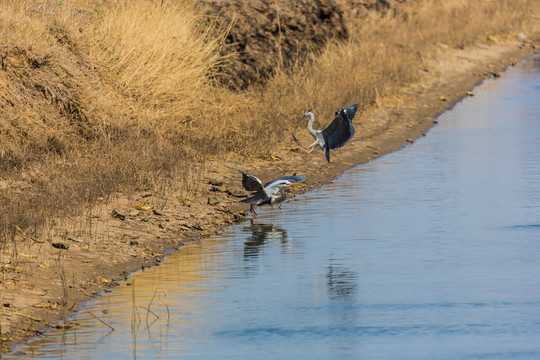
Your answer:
297;109;311;121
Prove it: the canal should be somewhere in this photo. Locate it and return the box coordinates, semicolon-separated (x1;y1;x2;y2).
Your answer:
7;54;540;359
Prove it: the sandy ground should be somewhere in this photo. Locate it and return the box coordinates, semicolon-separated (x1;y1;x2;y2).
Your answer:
1;31;539;351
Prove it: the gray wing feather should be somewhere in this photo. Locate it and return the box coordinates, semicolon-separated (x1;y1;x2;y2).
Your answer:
263;175;306;196
321;104;358;150
240;193;270;205
226;166;265;193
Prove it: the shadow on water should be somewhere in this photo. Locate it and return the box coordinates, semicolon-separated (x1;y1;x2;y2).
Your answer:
326;260;358;300
241;221;288;259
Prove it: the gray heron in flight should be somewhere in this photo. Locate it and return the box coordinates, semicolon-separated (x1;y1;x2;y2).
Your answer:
293;104;358;162
226;166;306;218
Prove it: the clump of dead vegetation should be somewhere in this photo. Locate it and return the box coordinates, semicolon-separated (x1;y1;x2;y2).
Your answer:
0;0;535;252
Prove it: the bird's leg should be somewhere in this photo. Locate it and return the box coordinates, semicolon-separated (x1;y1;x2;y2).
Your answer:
292;134;317;154
250;204;258;218
292;134;311;153
305;141;318;153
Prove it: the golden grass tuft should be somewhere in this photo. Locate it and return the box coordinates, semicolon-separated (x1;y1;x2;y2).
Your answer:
82;2;225;126
0;0;536;248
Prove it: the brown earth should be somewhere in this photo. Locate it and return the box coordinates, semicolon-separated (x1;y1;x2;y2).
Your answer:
203;0;407;89
203;0;348;89
1;3;540;353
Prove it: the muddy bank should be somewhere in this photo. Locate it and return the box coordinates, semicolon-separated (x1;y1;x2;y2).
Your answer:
1;0;540;352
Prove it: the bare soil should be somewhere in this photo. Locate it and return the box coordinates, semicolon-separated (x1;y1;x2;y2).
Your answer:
204;0;348;89
1;3;540;353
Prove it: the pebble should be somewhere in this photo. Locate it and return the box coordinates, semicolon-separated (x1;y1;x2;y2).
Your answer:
208;176;224;186
51;242;69;250
111;209;126;220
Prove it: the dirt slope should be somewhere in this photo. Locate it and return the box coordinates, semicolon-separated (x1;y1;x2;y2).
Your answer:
204;0;406;89
203;0;347;89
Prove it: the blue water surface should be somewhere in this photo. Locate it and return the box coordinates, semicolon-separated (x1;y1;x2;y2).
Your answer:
6;55;540;360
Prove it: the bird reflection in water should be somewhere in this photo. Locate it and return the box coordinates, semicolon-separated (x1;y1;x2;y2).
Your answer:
327;262;358;300
241;222;288;260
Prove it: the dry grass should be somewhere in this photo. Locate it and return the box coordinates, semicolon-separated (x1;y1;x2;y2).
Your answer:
257;0;534;129
0;0;535;249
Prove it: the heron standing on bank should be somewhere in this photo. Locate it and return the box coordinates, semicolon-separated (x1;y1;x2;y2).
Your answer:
293;104;358;163
226;166;306;218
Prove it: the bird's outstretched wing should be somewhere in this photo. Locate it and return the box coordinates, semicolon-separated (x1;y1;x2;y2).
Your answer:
321;104;358;150
226;166;264;193
263;175;306;196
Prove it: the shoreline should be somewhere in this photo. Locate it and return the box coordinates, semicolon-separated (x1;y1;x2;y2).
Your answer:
2;36;539;351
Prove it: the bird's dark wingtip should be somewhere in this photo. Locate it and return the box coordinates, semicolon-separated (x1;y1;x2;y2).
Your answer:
324;146;331;163
343;104;359;123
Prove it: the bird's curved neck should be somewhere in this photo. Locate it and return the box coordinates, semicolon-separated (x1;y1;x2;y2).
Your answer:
277;186;287;202
306;112;317;138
